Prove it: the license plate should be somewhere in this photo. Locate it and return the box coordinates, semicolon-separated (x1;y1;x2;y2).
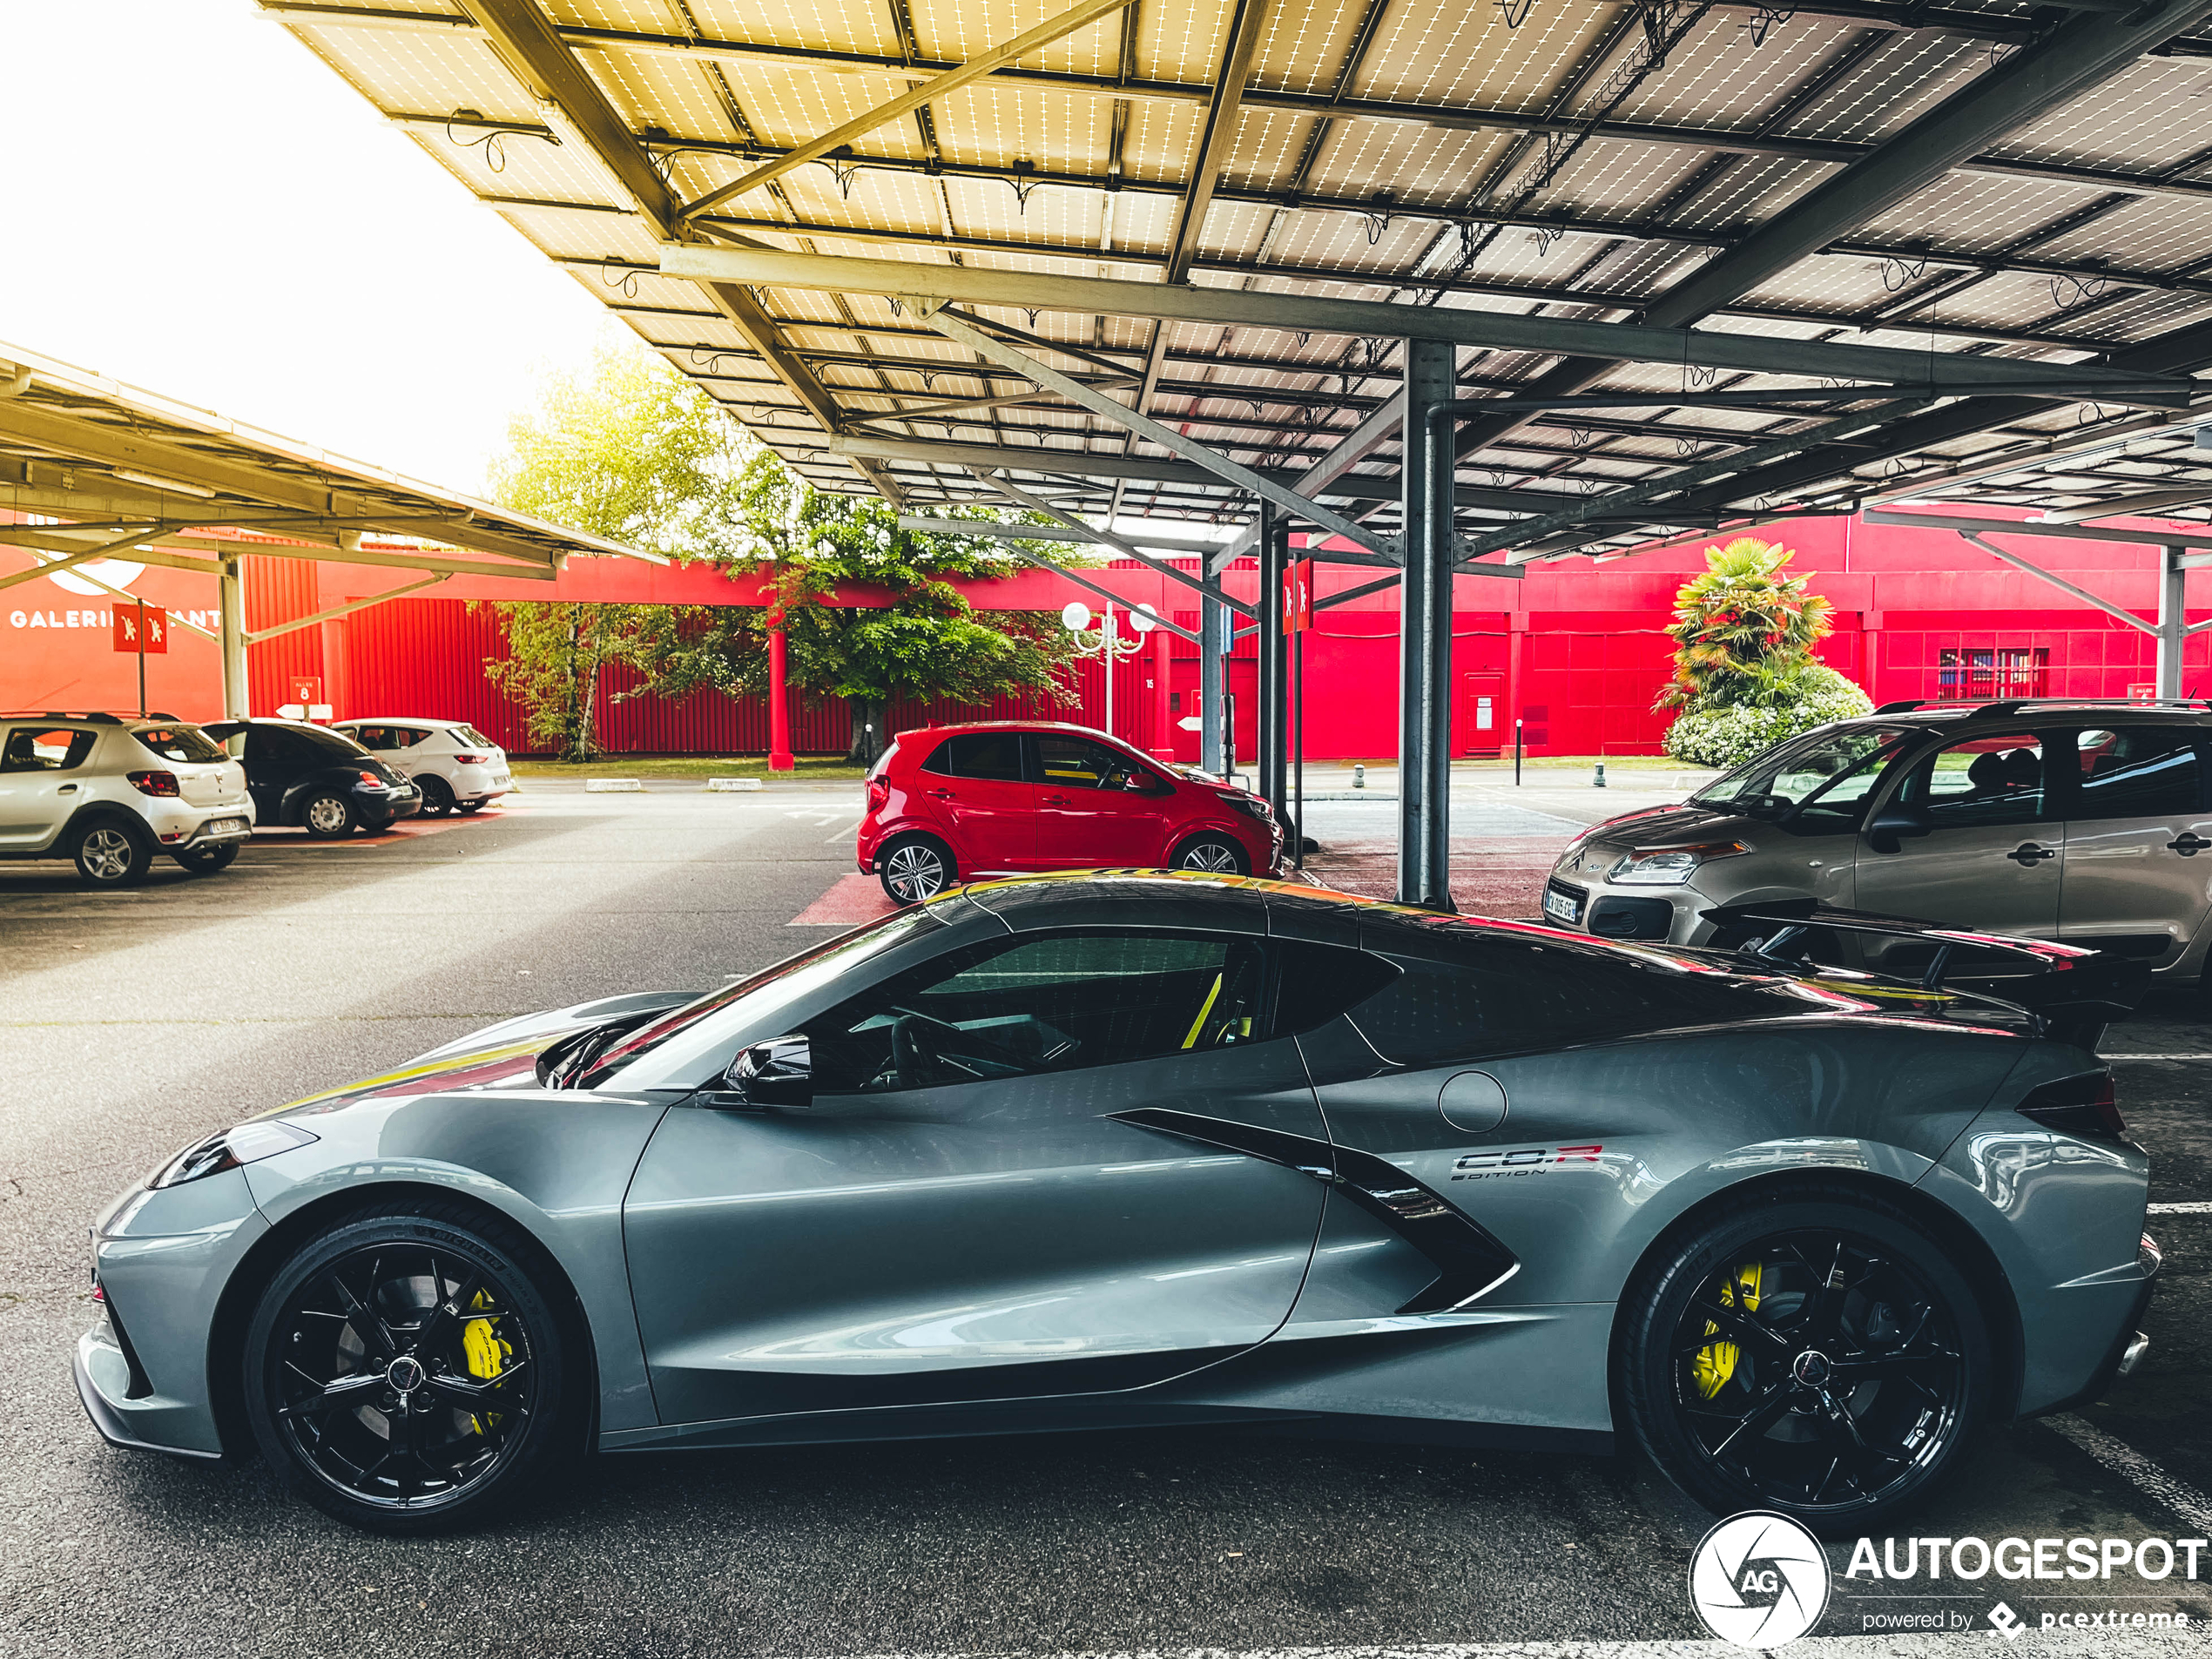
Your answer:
1542;886;1582;925
207;818;246;836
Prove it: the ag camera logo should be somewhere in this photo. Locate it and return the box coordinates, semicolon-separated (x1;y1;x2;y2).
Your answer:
1689;1511;1831;1646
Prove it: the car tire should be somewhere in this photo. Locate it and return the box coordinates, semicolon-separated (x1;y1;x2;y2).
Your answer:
1620;1184;1989;1537
72;820;153;887
300;790;356;840
455;799;486;814
242;1199;576;1535
416;776;455;817
1170;833;1248;875
878;834;955;904
172;843;239;875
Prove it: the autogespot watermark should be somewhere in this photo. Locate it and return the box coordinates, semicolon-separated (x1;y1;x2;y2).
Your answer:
1688;1517;2208;1646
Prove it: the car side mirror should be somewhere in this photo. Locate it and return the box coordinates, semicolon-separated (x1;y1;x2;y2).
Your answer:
711;1034;813;1109
1866;803;1933;855
1125;772;1170;794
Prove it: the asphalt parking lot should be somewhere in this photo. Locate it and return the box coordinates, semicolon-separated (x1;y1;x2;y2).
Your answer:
3;780;2210;1656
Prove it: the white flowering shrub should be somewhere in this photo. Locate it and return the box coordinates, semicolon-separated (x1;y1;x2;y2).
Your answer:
1662;668;1874;768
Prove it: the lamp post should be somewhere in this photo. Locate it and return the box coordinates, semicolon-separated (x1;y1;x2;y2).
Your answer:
1062;600;1153;738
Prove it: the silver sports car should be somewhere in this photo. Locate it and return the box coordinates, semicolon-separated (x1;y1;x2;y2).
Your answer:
78;873;2158;1535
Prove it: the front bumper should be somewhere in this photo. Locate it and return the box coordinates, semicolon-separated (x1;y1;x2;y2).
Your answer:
75;1331;221;1461
1541;873;1707;941
355;783;421;823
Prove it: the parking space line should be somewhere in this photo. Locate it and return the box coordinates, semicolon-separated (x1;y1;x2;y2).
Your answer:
2149;1201;2212;1215
2046;1413;2212;1534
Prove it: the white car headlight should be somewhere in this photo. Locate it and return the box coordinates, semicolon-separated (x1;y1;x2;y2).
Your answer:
1606;840;1751;887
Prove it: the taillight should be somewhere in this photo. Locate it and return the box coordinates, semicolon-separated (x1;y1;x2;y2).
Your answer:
126;770;179;797
356;770;381;787
455;753;488;765
867;779;889;812
2018;1069;2128;1145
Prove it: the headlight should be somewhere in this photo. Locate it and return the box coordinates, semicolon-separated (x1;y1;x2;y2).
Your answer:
1606;840;1751;887
148;1120;319;1189
1224;794;1272;821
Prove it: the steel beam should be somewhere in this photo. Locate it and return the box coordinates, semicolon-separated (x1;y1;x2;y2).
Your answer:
1257;500;1288;819
1867;508;2212;552
678;0;1140;217
1954;530;2156;633
2159;544;2191;695
895;515;1228;554
968;472;1258;617
1444;0;2212;469
924;308;1403;558
219;559;249;720
0;529;161;593
663;246;2182;401
242;576;448;645
1399;337;1454;910
970;540;1204;645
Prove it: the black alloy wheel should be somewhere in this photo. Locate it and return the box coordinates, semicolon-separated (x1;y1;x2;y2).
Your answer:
300;789;356;840
416;775;455;817
172;842;239;874
1173;834;1247;875
878;835;954;905
1622;1190;1986;1535
244;1204;570;1533
72;820;153;887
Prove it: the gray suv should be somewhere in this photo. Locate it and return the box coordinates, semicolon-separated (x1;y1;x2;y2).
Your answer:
1545;698;2212;979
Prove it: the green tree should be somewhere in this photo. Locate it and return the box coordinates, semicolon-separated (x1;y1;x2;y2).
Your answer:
1656;537;1871;766
478;341;744;759
645;450;1081;762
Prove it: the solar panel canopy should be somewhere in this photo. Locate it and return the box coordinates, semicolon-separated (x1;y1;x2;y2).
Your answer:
264;0;2212;560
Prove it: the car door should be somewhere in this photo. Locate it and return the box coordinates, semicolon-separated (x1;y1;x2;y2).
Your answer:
1034;732;1172;867
0;725;97;850
622;926;1326;1426
2055;722;2212;967
914;730;1040;873
239;726;302;822
1854;728;2063;941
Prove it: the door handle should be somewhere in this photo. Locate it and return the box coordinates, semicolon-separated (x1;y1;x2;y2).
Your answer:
57;784;77;794
927;788;955;799
1040;794;1069;806
2006;841;2057;866
2171;833;2212;856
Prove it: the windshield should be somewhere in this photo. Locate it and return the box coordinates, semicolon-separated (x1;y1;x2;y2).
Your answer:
578;904;948;1089
1692;724;1921;825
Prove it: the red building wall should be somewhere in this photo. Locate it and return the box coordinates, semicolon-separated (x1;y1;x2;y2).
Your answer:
9;511;2212;758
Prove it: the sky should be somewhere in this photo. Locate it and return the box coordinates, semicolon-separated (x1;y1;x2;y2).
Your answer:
0;0;611;496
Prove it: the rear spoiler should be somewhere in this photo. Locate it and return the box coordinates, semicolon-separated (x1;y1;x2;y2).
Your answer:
1698;900;2150;1043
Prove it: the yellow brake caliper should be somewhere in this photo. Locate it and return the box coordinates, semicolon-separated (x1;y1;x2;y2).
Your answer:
460;1288;510;1436
1693;1261;1763;1399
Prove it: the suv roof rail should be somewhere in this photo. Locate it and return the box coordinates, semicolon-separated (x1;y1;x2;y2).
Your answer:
0;710;126;723
1872;697;2212;718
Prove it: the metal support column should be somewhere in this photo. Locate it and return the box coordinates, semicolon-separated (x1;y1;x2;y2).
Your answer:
2159;544;2187;699
1399;337;1456;908
219;557;250;720
1257;500;1288;817
1201;556;1226;777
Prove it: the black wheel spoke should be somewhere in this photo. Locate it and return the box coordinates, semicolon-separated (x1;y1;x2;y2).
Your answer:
1669;1225;1966;1514
270;1238;537;1512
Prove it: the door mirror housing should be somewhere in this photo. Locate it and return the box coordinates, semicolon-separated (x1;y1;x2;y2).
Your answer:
1124;770;1173;795
1867;802;1933;854
711;1034;813;1109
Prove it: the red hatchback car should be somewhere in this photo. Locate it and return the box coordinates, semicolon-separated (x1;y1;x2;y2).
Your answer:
860;721;1285;902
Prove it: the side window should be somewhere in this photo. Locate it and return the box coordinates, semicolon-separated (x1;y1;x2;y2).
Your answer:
1341;934;1771;1066
2067;726;2204;820
394;727;433;748
1036;734;1141;790
1894;731;2047;828
348;726;386;751
0;727;95;772
804;930;1264;1093
246;728;306;765
922;731;1027;782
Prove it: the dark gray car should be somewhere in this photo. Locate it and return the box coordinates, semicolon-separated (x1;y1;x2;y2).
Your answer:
78;873;2155;1537
1546;698;2212;977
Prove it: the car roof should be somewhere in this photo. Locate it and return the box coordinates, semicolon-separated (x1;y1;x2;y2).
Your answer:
897;719;1123;738
1867;699;2212;727
334;718;463;727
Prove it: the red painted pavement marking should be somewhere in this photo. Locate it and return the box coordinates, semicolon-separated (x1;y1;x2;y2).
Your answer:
791;873;900;926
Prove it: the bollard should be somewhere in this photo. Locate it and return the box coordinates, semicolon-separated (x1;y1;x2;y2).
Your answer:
1594;761;1607;788
1352;763;1366;790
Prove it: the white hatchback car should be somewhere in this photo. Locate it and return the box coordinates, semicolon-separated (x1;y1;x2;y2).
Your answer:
330;718;513;816
0;712;255;886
